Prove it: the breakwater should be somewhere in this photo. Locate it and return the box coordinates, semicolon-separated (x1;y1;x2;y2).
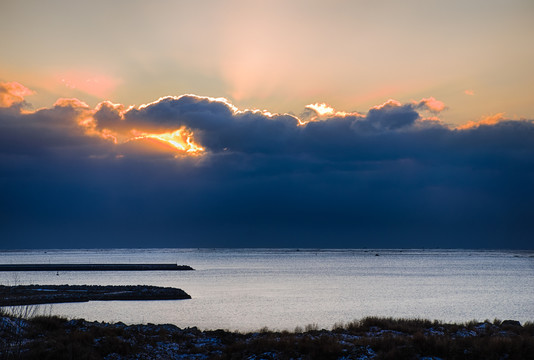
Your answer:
0;284;191;306
0;264;194;271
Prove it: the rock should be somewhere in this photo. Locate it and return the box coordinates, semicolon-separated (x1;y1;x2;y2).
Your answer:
501;320;521;327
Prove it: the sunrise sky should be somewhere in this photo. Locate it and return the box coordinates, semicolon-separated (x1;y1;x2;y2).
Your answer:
1;0;533;249
3;0;534;123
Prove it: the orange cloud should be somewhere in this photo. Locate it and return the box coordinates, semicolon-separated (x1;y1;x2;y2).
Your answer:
414;97;446;113
371;99;402;110
53;98;90;109
50;98;109;141
85;98;207;155
464;90;475;96
419;116;441;122
457;113;506;130
0;81;34;107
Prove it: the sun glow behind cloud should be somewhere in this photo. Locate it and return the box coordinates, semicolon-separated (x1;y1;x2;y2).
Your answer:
306;103;335;117
127;128;205;155
3;88;208;157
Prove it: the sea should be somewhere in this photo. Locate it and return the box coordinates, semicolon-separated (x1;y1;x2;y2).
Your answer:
0;248;533;332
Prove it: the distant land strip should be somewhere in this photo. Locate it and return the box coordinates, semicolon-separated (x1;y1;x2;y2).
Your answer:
0;264;194;271
0;285;191;306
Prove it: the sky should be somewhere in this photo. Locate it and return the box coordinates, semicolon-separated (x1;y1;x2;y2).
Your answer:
1;0;533;249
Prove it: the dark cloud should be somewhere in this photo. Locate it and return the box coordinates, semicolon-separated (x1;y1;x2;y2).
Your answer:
95;95;301;154
1;92;533;249
0;99;110;158
363;100;420;130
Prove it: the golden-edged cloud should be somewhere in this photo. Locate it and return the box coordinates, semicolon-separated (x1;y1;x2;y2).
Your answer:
456;113;506;130
0;81;34;108
414;97;447;113
302;103;362;124
1;81;533;161
126;128;205;155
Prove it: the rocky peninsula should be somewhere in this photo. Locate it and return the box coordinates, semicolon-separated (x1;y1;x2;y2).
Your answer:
0;285;191;306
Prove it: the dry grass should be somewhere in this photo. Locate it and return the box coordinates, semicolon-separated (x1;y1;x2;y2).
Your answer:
1;313;533;360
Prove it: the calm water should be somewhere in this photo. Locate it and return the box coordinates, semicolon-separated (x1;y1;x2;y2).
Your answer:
1;249;533;331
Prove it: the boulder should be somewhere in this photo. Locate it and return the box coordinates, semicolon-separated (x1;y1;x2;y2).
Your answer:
501;320;522;327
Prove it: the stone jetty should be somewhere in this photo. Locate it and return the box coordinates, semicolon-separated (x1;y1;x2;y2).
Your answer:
0;263;194;271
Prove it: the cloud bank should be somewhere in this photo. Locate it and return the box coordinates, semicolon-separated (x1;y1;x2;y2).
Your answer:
1;82;533;249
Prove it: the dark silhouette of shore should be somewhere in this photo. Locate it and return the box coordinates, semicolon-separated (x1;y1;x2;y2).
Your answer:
1;314;532;359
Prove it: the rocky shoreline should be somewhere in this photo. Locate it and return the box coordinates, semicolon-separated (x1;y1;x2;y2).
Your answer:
1;315;532;359
0;285;191;306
